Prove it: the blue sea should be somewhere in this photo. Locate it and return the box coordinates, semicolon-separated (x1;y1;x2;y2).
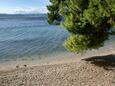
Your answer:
0;14;69;61
0;14;114;62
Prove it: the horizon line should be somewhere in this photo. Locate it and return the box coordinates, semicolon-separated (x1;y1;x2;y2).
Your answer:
0;13;47;15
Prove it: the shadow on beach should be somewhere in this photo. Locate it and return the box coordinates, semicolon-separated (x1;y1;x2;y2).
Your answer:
82;54;115;71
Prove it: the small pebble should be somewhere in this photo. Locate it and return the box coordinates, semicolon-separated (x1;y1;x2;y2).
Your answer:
16;65;19;68
24;65;27;67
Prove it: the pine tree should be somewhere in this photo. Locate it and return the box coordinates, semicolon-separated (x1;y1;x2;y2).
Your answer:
47;0;115;53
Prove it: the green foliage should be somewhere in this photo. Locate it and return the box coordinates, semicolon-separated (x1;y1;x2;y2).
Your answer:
47;0;115;53
47;0;61;24
64;35;90;53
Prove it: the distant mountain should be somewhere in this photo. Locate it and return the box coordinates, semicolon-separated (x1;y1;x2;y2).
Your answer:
0;14;47;20
0;13;47;16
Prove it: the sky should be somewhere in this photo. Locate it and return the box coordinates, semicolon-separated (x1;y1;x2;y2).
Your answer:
0;0;50;14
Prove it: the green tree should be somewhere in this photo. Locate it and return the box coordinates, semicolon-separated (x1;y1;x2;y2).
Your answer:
47;0;115;53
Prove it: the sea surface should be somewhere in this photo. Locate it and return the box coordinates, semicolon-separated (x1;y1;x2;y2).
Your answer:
0;14;114;62
0;14;69;61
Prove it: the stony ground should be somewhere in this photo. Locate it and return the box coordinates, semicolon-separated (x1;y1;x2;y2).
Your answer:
0;59;115;86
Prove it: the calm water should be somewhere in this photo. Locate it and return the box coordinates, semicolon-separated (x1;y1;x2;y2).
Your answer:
0;14;68;61
0;14;114;61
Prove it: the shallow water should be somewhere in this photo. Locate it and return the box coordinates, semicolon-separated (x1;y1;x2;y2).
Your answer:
0;14;68;61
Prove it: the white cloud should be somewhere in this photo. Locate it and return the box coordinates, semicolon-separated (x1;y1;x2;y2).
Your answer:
38;7;49;13
0;8;13;14
0;7;48;14
14;7;39;14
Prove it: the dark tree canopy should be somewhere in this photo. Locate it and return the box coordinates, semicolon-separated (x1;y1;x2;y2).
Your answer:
47;0;115;53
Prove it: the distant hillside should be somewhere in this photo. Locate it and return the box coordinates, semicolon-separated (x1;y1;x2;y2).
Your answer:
0;14;47;20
